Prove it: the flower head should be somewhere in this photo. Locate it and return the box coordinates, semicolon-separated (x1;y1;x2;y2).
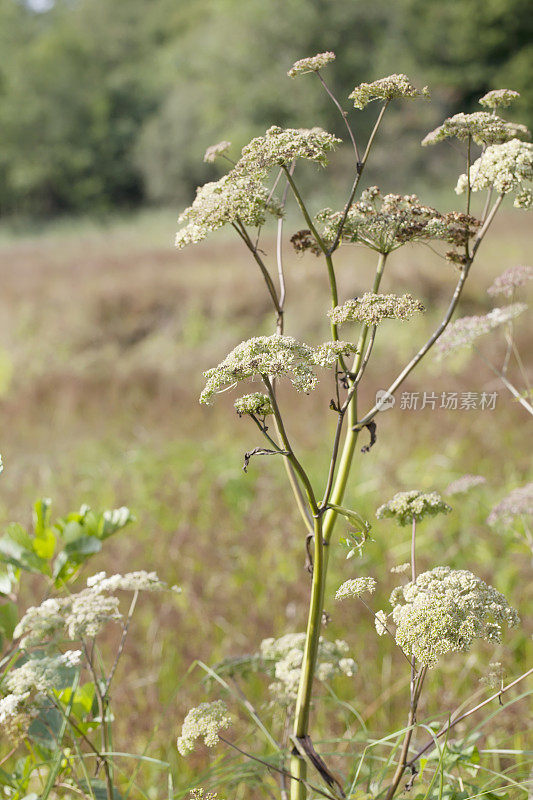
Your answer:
349;74;429;109
435;304;527;358
175;175;282;249
389;566;519;666
86;571;167;592
316;189;478;255
6;651;82;695
259;633;355;706
0;692;34;742
390;563;411;574
422;113;529;147
455;139;533;209
199;335;356;404
488;265;533;298
203;141;231;163
445;475;487;496
14;589;122;649
376;490;451;526
329;293;424;326
479;90;520;109
232;126;341;179
335;577;376;600
234;393;274;417
288;51;335;78
487;483;533;527
177;701;232;756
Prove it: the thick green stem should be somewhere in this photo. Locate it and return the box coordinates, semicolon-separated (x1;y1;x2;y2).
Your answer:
290;511;324;800
289;253;388;800
323;252;387;543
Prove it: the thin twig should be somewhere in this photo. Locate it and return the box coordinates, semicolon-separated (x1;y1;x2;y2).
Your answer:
407;666;533;768
316;72;360;162
104;590;138;698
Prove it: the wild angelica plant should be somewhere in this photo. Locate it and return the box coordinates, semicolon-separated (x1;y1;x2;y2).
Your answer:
0;474;178;800
175;55;531;800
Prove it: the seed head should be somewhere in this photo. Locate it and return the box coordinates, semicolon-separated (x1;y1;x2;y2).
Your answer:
288;52;336;78
349;74;429;109
377;490;451;526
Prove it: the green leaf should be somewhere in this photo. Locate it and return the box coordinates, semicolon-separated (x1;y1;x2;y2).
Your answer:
33;528;56;560
328;503;371;532
33;498;52;538
0;530;48;574
60;520;85;544
64;535;102;559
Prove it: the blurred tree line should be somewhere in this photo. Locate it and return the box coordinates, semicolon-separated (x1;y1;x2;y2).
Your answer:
0;0;531;215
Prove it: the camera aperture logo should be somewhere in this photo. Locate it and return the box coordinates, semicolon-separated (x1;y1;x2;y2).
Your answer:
375;390;395;411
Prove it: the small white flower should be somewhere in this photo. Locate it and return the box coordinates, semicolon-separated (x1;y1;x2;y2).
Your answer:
200;335;356;405
455;139;533;209
349;74;429;109
329;294;424;326
390;566;519;666
335;577;376;600
203;141;231;163
479;89;520;109
177;701;232;756
288;52;336;78
376;491;451;526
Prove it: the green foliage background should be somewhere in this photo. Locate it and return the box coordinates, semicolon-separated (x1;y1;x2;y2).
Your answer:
0;0;532;214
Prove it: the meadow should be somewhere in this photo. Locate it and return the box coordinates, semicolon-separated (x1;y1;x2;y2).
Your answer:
0;206;531;795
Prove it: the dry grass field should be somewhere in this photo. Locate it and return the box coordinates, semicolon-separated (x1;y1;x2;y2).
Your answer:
0;207;531;792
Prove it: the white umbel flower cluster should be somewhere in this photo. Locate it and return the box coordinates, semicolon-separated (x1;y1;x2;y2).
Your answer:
233;393;274;417
0;691;33;741
259;632;356;706
349;74;429;109
487;265;533;298
6;651;81;695
316;189;478;255
376;490;451;526
390;563;411;574
288;51;336;78
329;293;424;326
455;139;533;209
232;126;341;179
86;571;167;592
445;474;487;496
199;335;357;404
175;175;282;249
177;700;232;756
335;577;376;600
422;113;529;147
435;303;527;358
487;483;533;527
203;140;231;163
15;570;171;648
389;566;520;666
479;89;520;109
